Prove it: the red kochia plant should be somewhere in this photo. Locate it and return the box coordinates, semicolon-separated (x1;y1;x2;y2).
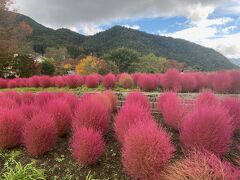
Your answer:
3;90;22;105
211;72;232;93
114;105;153;144
21;92;35;105
85;74;100;88
34;92;55;106
103;90;118;111
0;96;18;108
103;73;116;89
157;92;185;129
27;76;40;87
119;73;134;89
54;76;65;88
21;104;39;121
39;76;52;88
124;91;151;113
8;80;17;88
65;75;83;88
0;108;24;149
94;93;112;112
73;97;110;134
137;74;158;91
180;105;233;156
44;99;72;136
195;91;219;107
23;113;57;156
71;128;105;165
122;121;175;180
0;78;7;88
162;150;240;180
162;69;181;92
221;97;240;131
180;73;197;92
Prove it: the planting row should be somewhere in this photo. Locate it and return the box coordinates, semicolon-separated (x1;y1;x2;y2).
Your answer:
0;90;240;179
114;91;240;179
1;69;240;93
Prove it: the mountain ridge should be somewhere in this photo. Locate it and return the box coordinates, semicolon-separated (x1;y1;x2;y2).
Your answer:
1;11;237;71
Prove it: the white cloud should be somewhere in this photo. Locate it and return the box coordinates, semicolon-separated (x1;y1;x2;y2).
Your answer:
123;24;140;30
78;24;103;36
160;17;240;58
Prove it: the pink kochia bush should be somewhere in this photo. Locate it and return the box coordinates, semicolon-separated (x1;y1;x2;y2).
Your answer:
39;76;52;88
162;150;240;180
103;90;118;111
23;113;57;156
64;75;83;88
114;105;153;144
180;73;197;92
73;96;110;134
0;108;24;150
103;73;116;89
161;69;181;92
221;97;240;131
137;74;158;91
44;99;72;136
119;73;134;89
180;105;233;156
122;121;175;180
85;74;100;88
157;92;185;129
0;78;7;88
71;128;105;165
124;91;151;112
195;91;219;107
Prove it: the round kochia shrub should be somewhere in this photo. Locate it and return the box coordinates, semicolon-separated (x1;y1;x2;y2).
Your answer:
122;121;175;180
0;78;7;88
73;97;110;134
137;74;158;91
85;74;100;88
23;113;57;156
162;150;240;180
103;73;116;89
162;69;181;92
180;105;233;156
195;91;219;107
221;97;240;131
180;73;197;92
103;90;118;111
39;76;52;88
71;128;105;165
157;92;185;129
119;73;134;89
124;91;151;112
0;108;24;150
114;105;153;144
44;99;72;136
64;75;83;88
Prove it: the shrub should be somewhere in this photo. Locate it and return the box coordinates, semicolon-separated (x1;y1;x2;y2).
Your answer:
54;76;65;88
93;93;112;112
137;74;158;91
103;73;116;89
85;75;100;88
21;104;39;121
180;73;197;92
0;78;7;88
55;92;78;113
3;91;22;105
21;92;35;105
39;76;52;88
23;113;57;156
73;97;110;134
103;90;118;112
27;76;40;87
44;99;72;136
119;73;134;89
122;121;175;180
180;105;233;156
195;91;219;107
71;128;105;165
65;75;83;88
221;97;240;131
0;108;24;149
157;92;185;129
161;150;240;180
34;92;55;107
0;96;18;109
114;105;153;144
8;80;17;88
229;70;240;93
124;91;151;112
211;72;232;93
162;69;181;92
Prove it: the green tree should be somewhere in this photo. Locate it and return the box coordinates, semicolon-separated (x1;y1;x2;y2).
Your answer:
105;48;140;72
12;55;39;77
131;53;167;73
40;58;55;75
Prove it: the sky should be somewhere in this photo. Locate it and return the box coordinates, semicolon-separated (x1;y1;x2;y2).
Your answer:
14;0;240;59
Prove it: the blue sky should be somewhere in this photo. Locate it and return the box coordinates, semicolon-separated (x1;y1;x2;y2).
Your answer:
15;0;240;58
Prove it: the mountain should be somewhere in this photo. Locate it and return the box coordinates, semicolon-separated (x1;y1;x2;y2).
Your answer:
229;59;240;67
1;11;237;71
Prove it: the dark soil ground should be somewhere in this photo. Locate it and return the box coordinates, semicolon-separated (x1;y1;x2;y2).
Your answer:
0;112;240;180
